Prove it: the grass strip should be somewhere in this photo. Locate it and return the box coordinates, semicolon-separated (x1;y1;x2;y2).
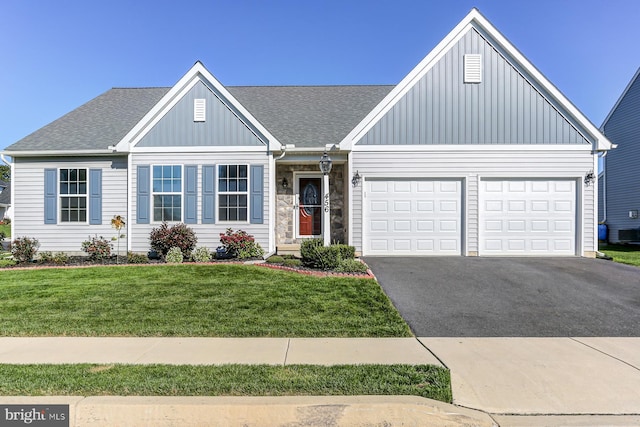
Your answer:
599;244;640;267
0;264;411;337
0;364;451;402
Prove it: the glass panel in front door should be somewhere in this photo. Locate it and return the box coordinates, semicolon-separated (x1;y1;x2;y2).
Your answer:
299;177;322;236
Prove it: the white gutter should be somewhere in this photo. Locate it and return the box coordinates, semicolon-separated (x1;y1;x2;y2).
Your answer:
3;149;118;157
1;154;13;239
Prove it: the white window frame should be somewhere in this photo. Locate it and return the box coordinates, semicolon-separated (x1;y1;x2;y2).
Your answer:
152;164;183;223
59;167;88;223
217;164;250;223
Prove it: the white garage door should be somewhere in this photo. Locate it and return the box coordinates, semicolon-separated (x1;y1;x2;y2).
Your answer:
364;179;461;255
480;179;576;256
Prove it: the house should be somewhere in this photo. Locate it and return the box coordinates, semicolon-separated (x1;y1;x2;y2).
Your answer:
3;9;612;257
0;180;10;219
600;67;640;243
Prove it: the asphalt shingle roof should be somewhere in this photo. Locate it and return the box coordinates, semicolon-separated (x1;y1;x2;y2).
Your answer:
5;85;394;152
6;88;170;152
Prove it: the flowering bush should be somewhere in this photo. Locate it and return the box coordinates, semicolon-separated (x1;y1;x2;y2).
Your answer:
191;246;212;263
219;228;264;259
149;222;197;259
11;236;40;263
81;235;112;261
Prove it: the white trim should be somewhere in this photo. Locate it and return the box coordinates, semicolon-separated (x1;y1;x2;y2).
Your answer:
601;67;640;128
339;8;612;152
127;154;133;252
268;154;276;254
114;61;283;153
131;145;267;154
352;144;592;152
347;153;354;246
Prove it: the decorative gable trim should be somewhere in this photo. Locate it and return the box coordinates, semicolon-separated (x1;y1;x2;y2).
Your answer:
114;61;283;153
340;8;613;152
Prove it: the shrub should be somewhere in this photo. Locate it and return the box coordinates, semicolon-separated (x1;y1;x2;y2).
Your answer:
149;222;197;259
81;235;112;261
0;259;16;268
39;251;69;265
126;251;149;264
191;246;212;263
0;231;5;242
335;259;369;274
219;229;264;259
165;247;184;264
283;258;302;268
266;255;285;264
333;244;356;260
300;238;323;264
11;236;40;263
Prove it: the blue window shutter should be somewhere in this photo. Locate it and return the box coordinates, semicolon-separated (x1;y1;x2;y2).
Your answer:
185;165;197;224
44;168;57;224
89;169;102;225
250;165;264;224
202;165;215;224
137;165;150;224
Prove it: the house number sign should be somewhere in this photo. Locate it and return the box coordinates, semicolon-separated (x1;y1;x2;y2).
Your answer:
324;193;330;213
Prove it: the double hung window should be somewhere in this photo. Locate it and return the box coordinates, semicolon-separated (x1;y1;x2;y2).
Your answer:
60;168;87;222
218;165;248;221
153;165;182;222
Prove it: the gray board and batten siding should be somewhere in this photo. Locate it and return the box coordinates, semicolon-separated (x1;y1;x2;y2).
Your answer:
357;28;593;146
601;69;640;242
136;81;268;148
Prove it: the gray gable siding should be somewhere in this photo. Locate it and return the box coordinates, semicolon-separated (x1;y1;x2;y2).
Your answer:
358;28;591;146
137;81;266;148
6;88;169;152
601;70;640;242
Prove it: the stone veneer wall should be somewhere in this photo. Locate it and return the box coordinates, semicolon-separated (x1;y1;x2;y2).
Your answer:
276;164;345;245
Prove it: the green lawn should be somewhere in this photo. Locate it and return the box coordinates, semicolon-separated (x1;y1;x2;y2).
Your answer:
599;244;640;267
0;264;412;337
0;364;451;401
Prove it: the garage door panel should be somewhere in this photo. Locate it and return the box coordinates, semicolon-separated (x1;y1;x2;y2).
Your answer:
365;179;461;255
480;179;576;256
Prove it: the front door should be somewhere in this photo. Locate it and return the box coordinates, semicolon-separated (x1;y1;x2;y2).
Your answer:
298;176;322;237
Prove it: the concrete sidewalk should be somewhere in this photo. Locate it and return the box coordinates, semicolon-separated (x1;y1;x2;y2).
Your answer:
2;337;640;426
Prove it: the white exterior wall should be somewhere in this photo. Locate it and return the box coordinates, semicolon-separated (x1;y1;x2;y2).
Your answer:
13;156;128;254
130;152;271;254
351;148;595;256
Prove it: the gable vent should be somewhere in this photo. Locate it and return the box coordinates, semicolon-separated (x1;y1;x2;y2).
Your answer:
464;54;482;83
194;98;206;122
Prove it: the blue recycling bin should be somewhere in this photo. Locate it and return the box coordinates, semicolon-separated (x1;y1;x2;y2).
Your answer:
598;224;608;241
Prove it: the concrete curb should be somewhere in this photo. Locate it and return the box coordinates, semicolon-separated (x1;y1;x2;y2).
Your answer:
0;396;497;427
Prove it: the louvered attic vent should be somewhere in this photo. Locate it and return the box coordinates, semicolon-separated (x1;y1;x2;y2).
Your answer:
464;54;482;83
194;98;206;122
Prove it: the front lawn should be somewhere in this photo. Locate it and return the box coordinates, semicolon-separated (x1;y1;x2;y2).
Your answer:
0;364;451;401
0;264;411;337
599;244;640;267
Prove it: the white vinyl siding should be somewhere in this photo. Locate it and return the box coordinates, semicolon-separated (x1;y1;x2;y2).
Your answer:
13;156;128;254
131;152;270;253
351;148;594;256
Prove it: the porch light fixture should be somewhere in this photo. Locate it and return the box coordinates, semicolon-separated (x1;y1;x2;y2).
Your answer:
319;152;332;246
319;152;333;175
351;170;361;187
584;170;595;186
281;177;288;189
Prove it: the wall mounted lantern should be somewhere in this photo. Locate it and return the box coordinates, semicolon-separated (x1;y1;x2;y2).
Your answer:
351;171;361;187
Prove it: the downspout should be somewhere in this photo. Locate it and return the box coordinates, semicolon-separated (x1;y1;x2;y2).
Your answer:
596;150;609;258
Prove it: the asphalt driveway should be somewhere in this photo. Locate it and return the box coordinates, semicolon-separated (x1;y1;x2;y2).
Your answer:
363;257;640;337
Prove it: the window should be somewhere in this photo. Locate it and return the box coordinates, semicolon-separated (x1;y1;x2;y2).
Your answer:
218;164;248;221
60;168;87;222
153;165;182;222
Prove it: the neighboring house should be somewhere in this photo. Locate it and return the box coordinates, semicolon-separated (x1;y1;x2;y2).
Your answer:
3;9;612;257
0;180;11;219
600;67;640;243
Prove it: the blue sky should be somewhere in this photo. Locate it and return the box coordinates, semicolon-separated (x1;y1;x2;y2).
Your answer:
1;0;639;149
